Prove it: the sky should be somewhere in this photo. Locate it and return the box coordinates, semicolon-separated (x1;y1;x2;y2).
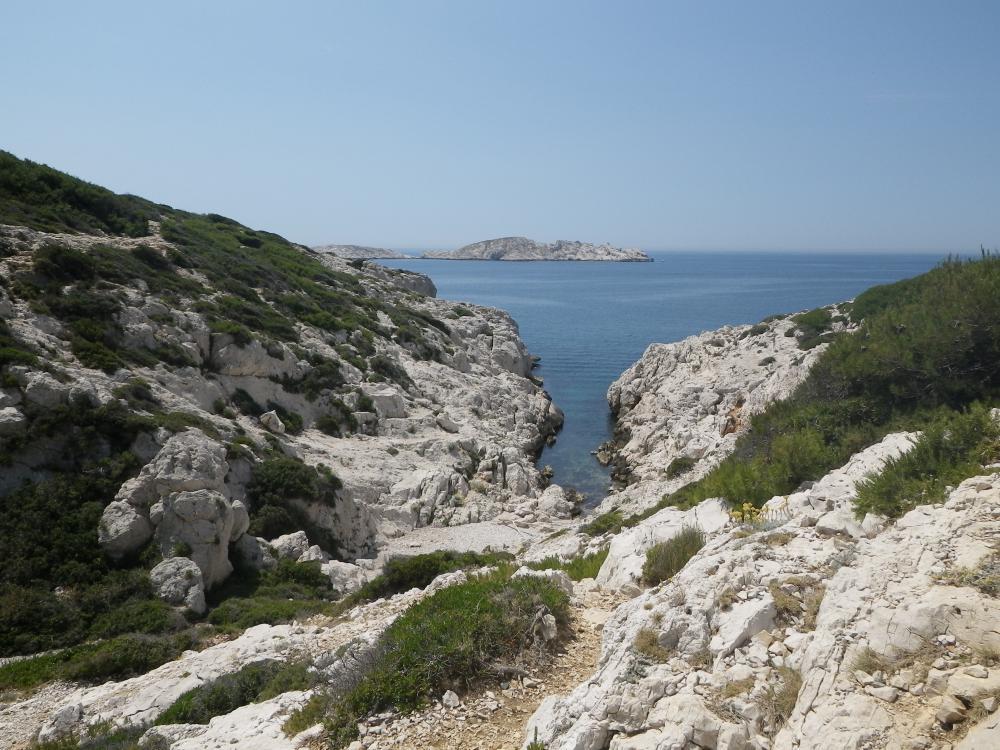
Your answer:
2;1;998;252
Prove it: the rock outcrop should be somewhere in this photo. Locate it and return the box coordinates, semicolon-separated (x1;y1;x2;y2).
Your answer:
595;310;846;518
423;237;651;262
526;435;1000;750
311;244;408;260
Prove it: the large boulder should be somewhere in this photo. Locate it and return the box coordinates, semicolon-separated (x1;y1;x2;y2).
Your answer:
98;501;154;559
361;384;407;419
151;489;236;587
150;557;206;614
99;430;241;587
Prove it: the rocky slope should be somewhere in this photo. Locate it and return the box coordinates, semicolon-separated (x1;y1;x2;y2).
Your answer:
526;439;1000;750
422;237;651;262
593;309;848;519
312;244;408;260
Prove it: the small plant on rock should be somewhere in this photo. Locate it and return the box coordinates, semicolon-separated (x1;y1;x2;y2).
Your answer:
633;628;672;662
642;527;705;585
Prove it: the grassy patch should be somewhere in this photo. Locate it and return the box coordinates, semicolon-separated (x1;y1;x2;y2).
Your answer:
206;559;336;631
934;550;1000;597
855;406;1000;518
0;632;194;691
345;550;512;605
754;667;801;737
286;569;569;748
641;527;705;585
157;659;314;725
580;509;624;537
527;548;608;581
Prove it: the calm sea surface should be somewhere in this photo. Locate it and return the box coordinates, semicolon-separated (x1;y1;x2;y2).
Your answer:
381;252;944;503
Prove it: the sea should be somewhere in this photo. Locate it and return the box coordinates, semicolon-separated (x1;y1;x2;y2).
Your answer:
381;251;946;504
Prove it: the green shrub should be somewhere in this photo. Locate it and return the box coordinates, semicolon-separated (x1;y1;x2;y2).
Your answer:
157;660;314;725
0;632;193;690
665;456;696;479
527;548;609;581
292;570;569;747
581;509;624;536
245;457;342;552
0;150;157;235
642;527;705;585
206;559;335;630
854;405;999;518
632;254;1000;523
351;550;512;603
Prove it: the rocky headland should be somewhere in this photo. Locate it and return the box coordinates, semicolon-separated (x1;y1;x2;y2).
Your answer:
422;237;651;262
311;244;408;260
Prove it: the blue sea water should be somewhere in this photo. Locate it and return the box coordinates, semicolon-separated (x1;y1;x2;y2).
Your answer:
381;252;945;503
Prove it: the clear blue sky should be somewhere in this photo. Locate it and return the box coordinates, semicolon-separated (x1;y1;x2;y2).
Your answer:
2;1;998;251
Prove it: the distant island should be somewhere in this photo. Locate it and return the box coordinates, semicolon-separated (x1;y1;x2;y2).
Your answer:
422;236;652;262
312;243;408;260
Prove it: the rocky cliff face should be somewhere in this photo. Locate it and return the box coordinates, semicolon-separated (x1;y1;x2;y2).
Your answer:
312;244;408;260
527;441;1000;749
594;310;846;519
422;236;652;262
0;216;565;606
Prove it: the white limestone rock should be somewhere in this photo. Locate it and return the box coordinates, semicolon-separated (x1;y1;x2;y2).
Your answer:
259;410;286;434
270;531;311;561
150;556;206;614
0;406;26;436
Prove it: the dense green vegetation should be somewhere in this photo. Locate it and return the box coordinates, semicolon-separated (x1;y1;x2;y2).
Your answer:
206;559;337;631
157;659;315;725
245;457;343;552
0;150;160;236
598;253;1000;528
286;569;569;748
0;632;195;691
855;406;1000;518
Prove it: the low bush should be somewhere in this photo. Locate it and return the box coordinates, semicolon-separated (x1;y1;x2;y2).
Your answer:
206;559;335;630
854;405;1000;518
246;457;342;553
157;660;314;725
0;632;193;691
349;550;512;604
665;455;696;479
580;509;624;536
633;628;672;662
288;570;569;748
527;548;608;581
642;527;705;585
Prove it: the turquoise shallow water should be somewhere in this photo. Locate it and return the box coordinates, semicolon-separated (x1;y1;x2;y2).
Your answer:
382;251;944;503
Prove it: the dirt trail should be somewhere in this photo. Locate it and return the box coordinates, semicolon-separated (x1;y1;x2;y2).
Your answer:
360;589;620;750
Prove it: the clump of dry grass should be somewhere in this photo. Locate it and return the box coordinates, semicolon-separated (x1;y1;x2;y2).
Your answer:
633;629;672;662
802;586;826;631
718;587;737;611
851;647;891;676
720;676;755;698
754;667;801;737
768;581;803;624
764;531;795;547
